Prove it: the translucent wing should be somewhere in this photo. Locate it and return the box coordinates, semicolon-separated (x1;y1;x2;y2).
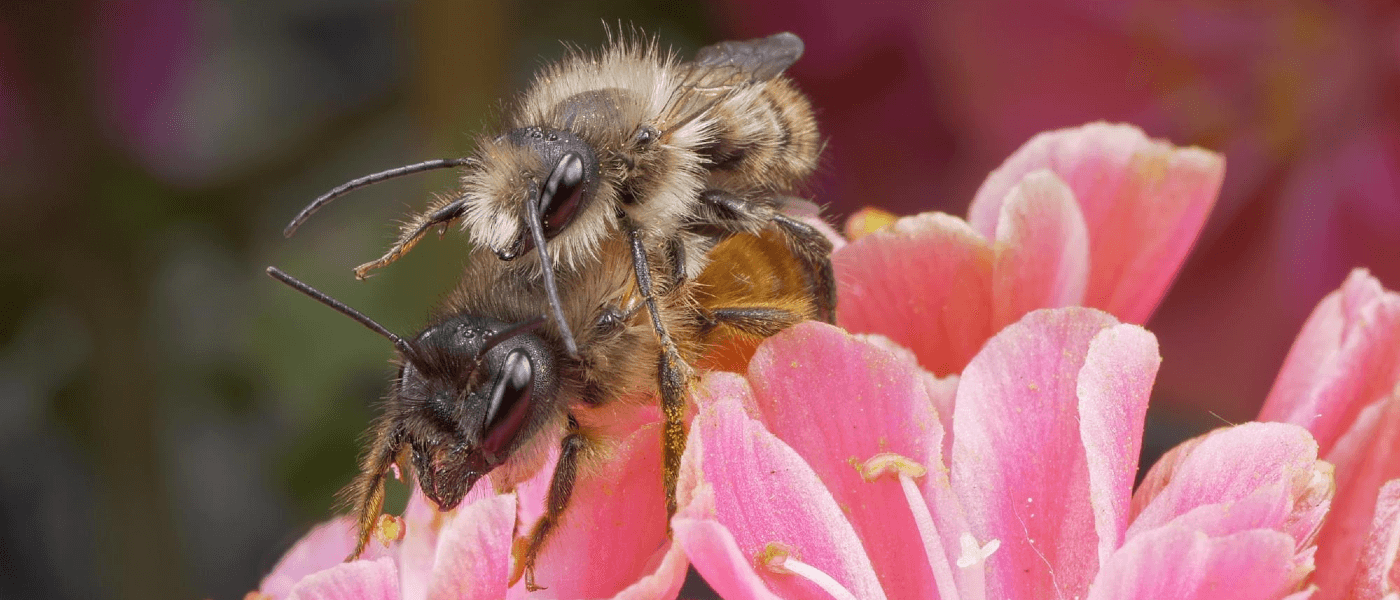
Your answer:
658;32;805;134
692;32;804;83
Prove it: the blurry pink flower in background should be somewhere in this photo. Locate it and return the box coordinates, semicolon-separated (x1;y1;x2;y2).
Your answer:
675;313;1332;599
714;0;1400;420
835;121;1223;375
1258;269;1400;599
84;0;197;176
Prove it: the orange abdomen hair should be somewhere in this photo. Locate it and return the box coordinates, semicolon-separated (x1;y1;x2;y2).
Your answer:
691;229;820;370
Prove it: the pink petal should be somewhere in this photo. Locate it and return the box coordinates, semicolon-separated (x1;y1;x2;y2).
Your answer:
969;122;1225;324
1085;525;1304;600
990;169;1092;331
680;373;887;600
510;421;681;599
1127;422;1329;550
747;322;946;595
1077;322;1161;564
834;212;994;376
1260;269;1400;454
285;557;400;600
260;517;395;600
923;371;960;468
607;541;690;600
673;517;783;600
423;494;515;600
1311;393;1400;600
950;307;1148;599
399;484;496;600
1346;479;1400;600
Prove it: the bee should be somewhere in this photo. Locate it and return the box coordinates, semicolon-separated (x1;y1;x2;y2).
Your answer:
267;228;820;590
280;30;836;548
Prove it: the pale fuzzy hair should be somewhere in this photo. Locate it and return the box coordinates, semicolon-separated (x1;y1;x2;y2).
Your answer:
457;34;716;278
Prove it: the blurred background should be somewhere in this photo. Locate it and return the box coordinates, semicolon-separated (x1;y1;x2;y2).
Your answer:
1;0;1397;598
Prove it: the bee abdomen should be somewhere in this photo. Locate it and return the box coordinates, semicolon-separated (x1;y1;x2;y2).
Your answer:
702;77;820;191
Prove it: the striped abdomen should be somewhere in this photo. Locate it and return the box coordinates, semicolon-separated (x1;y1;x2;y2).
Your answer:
700;77;821;192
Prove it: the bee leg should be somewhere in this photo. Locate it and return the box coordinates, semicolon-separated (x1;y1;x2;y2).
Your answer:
514;420;586;592
769;213;836;323
624;219;693;519
352;199;467;279
344;421;405;561
659;236;688;294
698;189;837;323
699;306;807;339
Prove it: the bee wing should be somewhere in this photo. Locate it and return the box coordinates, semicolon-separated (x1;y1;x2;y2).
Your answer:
658;32;805;134
692;32;804;83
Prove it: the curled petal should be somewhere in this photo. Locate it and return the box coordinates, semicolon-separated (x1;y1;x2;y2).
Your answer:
1260;268;1400;454
259;517;394;600
1077;322;1161;565
673;517;784;600
969;122;1224;324
285;557;400;600
834;212;994;376
951;307;1154;599
424;494;515;600
1346;479;1400;600
679;373;887;600
1086;526;1306;600
1128;422;1331;551
990;169;1091;331
747;322;946;595
1311;393;1400;599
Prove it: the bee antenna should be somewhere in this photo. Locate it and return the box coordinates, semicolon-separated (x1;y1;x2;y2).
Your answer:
522;192;580;358
265;266;423;364
283;157;477;238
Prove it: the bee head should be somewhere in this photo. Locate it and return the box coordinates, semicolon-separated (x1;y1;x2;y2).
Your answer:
490;126;601;261
395;313;559;509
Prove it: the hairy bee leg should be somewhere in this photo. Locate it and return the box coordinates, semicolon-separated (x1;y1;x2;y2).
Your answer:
625;220;693;519
352;199;467;279
769;213;837;323
697;189;838;323
659;236;688;295
699;306;807;339
345;423;405;561
515;422;586;592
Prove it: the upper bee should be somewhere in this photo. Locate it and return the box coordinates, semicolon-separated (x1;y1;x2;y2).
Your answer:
283;31;821;358
459;39;712;274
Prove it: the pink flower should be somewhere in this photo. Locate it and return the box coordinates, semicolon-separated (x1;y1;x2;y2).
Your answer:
1259;269;1400;599
835;121;1224;375
247;420;688;600
715;0;1400;421
675;312;1333;599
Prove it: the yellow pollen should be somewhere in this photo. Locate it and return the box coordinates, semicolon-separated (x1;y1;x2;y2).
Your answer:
757;541;797;575
373;513;405;547
844;207;898;240
859;452;927;482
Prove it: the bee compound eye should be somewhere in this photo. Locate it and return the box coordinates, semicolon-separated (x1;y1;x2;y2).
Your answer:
481;349;534;458
539;152;586;236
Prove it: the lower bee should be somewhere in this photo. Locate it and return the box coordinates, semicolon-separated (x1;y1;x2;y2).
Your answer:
267;226;823;590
